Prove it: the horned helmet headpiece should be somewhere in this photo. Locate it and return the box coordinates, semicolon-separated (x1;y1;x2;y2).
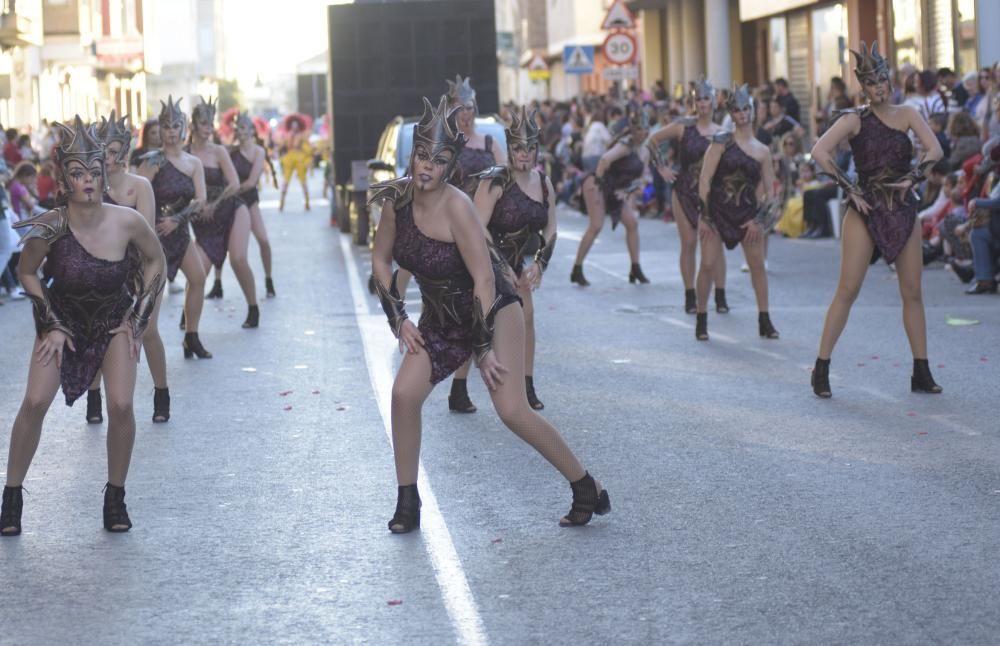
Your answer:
191;95;218;127
850;40;890;86
692;76;716;100
235;111;256;141
446;75;477;113
52;115;106;192
411;95;466;179
96;110;132;165
158;95;186;130
726;83;754;117
505;106;540;150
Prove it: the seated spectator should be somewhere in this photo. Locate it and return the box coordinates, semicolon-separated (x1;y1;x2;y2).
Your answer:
963;145;1000;294
776;159;822;238
928;113;951;160
947;111;981;170
762;98;805;143
963;70;987;119
917;161;952;239
936;186;973;276
36;161;57;208
8;161;38;220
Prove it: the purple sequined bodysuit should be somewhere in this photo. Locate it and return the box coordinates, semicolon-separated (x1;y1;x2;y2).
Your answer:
707;141;761;249
231;149;259;206
45;229;133;405
152;161;194;281
601;148;645;228
192;166;238;269
450;135;495;197
392;202;520;384
849;111;919;264
674;125;711;227
489;175;549;276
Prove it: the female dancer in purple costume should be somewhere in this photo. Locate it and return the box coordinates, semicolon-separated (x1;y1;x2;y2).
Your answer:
137;96;212;359
473;106;557;411
809;42;943;398
187;98;259;329
570;107;650;286
646;78;729;314
696;85;780;342
86;111;171;424
226;112;276;298
429;76;507;413
1;116;166;535
368;97;609;533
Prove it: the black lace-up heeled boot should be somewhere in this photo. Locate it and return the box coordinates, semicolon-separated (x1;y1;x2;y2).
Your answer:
559;473;611;527
86;388;103;424
183;332;213;359
448;378;476;413
812;358;832;398
911;359;943;394
695;312;709;341
758;312;779;339
684;289;696;314
206;278;223;299
152;387;170;423
628;264;650;284
242;305;259;329
525;376;544;410
388;484;421;534
103;483;132;533
1;486;23;537
570;264;590;286
265;277;276;298
715;288;730;314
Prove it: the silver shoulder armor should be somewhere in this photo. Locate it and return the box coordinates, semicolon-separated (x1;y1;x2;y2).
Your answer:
12;207;70;245
368;177;414;209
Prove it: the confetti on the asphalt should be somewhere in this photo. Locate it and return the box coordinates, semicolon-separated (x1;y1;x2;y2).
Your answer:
279;390;294;396
387;600;402;606
241;367;257;373
336;405;349;411
907;412;917;417
283;405;293;411
937;364;945;369
492;538;503;544
294;364;308;370
304;330;315;335
945;316;980;326
312;390;321;395
980;357;989;362
917;432;928;436
857;362;865;367
871;355;879;360
611;359;632;364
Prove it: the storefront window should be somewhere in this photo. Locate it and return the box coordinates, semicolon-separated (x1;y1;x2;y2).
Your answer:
769;16;788;82
956;0;977;74
893;0;921;68
812;4;847;109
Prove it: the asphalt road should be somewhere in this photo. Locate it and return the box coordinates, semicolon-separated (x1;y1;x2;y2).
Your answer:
1;178;998;645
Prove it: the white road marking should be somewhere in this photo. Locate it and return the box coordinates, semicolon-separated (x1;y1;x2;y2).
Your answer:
339;234;488;646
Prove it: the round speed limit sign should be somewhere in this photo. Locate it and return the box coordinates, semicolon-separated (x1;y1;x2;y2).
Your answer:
603;32;637;65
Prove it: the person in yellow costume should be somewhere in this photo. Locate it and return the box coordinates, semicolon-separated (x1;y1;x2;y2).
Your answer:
279;115;312;212
775;158;822;239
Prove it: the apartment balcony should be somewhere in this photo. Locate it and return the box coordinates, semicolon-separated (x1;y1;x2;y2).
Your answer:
0;1;43;48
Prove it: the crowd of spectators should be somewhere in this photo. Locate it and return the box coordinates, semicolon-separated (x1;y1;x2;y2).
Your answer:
514;60;1000;295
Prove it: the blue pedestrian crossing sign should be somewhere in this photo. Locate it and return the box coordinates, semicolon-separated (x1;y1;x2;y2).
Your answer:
564;45;595;75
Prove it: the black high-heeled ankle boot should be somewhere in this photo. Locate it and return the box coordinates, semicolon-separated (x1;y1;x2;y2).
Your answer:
628;263;650;284
570;264;590;286
86;388;103;424
559;472;611;527
684;288;696;314
695;312;709;341
525;376;544;410
812;358;832;398
206;278;223;299
265;277;276;298
179;310;186;331
103;483;132;532
715;288;730;314
152;387;170;423
183;332;213;359
911;359;943;394
388;484;421;534
448;378;476;413
758;312;779;339
242;304;260;329
1;486;23;537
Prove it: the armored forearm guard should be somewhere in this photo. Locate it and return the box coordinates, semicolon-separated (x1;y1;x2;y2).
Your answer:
533;232;556;272
374;270;408;337
26;290;72;340
469;295;503;362
821;164;861;198
901;157;936;187
130;272;164;339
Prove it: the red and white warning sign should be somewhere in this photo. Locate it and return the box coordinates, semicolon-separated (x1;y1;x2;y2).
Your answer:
601;0;636;31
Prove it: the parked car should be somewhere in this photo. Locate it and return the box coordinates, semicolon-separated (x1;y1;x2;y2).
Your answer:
366;114;507;245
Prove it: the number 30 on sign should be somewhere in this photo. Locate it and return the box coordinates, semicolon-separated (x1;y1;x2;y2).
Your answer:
603;32;636;65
